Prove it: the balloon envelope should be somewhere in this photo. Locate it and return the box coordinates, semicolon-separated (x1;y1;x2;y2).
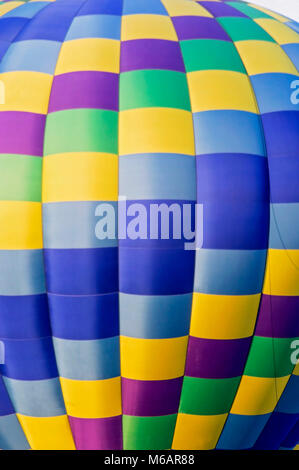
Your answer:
0;0;298;451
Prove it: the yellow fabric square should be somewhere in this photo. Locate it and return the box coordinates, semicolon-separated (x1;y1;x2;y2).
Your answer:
235;40;297;75
60;377;122;419
0;2;23;16
42;152;118;202
0;72;52;114
161;0;212;17
17;414;75;450
263;249;299;296
190;293;260;340
121;14;177;41
231;375;289;415
172;413;227;450
0;201;42;249
119;108;195;156
187;70;258;113
55;38;120;74
255;19;299;45
120;336;188;380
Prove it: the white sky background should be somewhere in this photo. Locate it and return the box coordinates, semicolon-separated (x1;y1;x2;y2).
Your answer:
243;0;299;21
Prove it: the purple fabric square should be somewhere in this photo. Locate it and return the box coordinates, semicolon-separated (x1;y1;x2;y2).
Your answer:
69;415;122;450
48;71;119;112
122;377;183;416
172;16;231;41
198;1;248;17
120;39;185;72
185;336;251;378
255;295;299;338
0;111;45;156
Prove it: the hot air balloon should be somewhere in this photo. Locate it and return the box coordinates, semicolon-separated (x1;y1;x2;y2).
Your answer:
0;0;298;451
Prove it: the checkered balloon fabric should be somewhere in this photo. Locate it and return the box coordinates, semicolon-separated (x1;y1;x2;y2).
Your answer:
0;0;298;451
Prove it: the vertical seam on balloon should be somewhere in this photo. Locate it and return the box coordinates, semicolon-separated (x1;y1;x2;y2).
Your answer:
0;0;60;450
40;0;91;451
159;0;203;450
248;13;299;447
0;12;35;453
118;0;125;451
237;1;299;441
220;7;299;447
252;15;299;270
211;10;282;449
271;205;299;270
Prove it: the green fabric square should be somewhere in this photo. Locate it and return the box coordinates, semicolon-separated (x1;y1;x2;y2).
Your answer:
226;2;273;19
179;376;240;415
44;109;118;155
0;154;42;202
244;336;298;378
120;70;191;111
122;414;177;450
180;39;246;73
218;17;275;42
